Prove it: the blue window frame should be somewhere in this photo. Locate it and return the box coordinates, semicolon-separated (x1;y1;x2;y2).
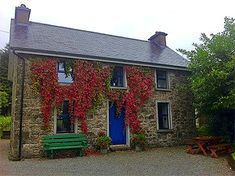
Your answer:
111;66;125;87
56;101;74;133
58;62;73;84
156;71;168;89
157;102;170;130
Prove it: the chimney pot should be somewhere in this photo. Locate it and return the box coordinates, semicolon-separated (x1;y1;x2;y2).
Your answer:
15;4;31;26
148;31;168;47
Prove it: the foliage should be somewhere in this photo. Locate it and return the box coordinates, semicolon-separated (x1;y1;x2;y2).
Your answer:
0;116;12;137
179;17;235;141
96;131;112;149
178;17;235;114
0;44;12;115
0;91;9;109
131;133;147;146
196;125;211;136
31;59;154;133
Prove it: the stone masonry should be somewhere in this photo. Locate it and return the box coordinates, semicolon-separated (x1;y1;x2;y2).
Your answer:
9;56;195;159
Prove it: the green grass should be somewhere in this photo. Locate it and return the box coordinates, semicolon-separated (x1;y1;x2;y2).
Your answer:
0;116;11;138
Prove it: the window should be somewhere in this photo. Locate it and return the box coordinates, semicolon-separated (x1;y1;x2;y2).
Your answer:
58;62;73;84
156;70;168;89
157;102;171;130
111;66;125;87
56;101;74;133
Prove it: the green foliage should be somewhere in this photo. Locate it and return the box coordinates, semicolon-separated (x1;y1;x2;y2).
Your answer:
179;17;235;114
196;125;211;136
96;132;112;149
131;133;147;146
0;44;11;115
0;91;9;108
0;116;12;138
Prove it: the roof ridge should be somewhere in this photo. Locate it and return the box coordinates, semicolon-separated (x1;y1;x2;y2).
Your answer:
11;19;149;43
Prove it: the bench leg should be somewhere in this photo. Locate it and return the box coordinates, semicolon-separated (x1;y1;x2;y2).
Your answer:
49;150;54;159
210;149;218;158
79;149;84;157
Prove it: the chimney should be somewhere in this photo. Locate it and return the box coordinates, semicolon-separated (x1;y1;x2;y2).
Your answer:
15;4;31;26
148;31;168;47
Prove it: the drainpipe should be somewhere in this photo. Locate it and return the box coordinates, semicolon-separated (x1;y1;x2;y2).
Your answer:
12;50;26;161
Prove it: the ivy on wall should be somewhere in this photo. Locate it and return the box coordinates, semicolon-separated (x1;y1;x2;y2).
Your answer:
31;58;154;133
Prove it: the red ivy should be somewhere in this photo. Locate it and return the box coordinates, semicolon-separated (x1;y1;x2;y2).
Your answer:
31;59;154;134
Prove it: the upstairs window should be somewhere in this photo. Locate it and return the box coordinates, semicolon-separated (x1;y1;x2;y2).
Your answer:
111;66;125;87
157;102;171;130
56;101;74;133
156;70;168;89
58;62;73;84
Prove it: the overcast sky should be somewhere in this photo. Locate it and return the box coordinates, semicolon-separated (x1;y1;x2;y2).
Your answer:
0;0;235;51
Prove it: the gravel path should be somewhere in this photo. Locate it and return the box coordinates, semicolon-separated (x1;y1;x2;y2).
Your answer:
0;140;234;176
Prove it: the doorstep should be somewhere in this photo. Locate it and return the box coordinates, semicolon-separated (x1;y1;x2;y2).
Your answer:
110;145;131;151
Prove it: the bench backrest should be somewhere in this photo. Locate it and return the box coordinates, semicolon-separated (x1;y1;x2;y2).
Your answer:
43;134;88;147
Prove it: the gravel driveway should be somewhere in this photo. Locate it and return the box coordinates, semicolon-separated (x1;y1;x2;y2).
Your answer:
0;140;234;176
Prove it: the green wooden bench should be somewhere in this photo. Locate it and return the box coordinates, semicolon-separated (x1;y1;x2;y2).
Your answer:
42;133;88;159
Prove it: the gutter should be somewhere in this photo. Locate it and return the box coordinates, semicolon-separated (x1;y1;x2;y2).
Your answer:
12;50;26;161
12;49;188;71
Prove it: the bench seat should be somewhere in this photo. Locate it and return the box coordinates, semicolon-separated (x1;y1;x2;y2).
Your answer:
43;134;88;159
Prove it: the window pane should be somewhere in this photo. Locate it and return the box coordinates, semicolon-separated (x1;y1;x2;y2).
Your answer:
58;73;73;84
57;101;74;133
156;71;168;89
111;66;124;87
157;71;166;79
157;80;167;89
158;103;170;130
58;62;65;72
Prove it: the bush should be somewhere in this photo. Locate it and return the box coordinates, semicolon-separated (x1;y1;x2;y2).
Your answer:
131;133;147;147
197;125;211;136
96;131;112;149
0;116;11;138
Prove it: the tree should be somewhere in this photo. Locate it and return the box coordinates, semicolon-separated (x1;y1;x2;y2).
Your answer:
0;44;11;115
179;17;235;141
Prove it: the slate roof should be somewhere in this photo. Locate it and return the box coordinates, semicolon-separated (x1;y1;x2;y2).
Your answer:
10;19;188;69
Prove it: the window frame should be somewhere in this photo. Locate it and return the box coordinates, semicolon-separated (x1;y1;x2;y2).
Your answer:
53;101;77;134
156;101;172;131
110;65;127;89
57;61;74;84
155;70;170;90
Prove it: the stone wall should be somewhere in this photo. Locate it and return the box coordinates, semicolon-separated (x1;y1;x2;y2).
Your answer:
9;56;195;159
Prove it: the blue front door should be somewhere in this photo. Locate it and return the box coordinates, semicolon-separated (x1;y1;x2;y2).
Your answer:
109;102;126;145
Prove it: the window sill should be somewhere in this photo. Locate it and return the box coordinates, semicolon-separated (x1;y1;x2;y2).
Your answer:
110;86;128;90
157;129;173;133
155;88;171;92
58;82;73;86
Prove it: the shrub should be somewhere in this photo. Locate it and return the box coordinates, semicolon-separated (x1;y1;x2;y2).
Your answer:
96;131;112;149
131;133;147;147
0;116;11;138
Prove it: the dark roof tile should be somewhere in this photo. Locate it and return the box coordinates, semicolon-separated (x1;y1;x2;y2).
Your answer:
10;19;188;68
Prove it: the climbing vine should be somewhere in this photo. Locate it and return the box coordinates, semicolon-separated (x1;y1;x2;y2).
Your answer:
31;58;154;133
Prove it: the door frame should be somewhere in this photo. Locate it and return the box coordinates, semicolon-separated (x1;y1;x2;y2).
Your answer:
106;100;130;146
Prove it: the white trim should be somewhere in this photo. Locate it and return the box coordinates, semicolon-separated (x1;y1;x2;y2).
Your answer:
110;65;128;88
53;105;77;134
14;50;188;71
156;101;172;131
53;108;57;134
107;100;130;146
155;69;171;90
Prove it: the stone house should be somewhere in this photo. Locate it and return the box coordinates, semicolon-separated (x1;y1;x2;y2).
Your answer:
8;5;195;160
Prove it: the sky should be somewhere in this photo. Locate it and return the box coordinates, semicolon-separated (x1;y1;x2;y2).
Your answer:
0;0;235;51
